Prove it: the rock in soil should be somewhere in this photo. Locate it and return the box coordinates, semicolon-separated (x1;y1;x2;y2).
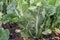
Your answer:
2;23;23;40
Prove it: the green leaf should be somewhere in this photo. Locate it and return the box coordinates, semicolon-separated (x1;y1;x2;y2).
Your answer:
2;13;17;24
0;27;10;40
49;0;56;5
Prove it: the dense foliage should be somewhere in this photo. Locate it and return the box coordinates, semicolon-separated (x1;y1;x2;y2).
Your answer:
0;0;60;40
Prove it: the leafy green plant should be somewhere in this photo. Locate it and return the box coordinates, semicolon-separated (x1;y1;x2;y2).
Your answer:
1;0;60;40
0;27;9;40
0;1;10;40
0;12;10;40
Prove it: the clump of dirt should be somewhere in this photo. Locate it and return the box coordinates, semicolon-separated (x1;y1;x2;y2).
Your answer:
2;23;23;40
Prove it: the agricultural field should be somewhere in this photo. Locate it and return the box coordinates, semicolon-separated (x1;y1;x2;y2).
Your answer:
0;0;60;40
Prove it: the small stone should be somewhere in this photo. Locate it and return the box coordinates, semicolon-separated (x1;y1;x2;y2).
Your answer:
55;32;59;36
23;37;29;40
42;38;46;40
55;28;60;34
15;29;21;33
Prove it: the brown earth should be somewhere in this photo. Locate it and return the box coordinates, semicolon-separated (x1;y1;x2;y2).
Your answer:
41;33;60;40
2;23;23;40
2;23;60;40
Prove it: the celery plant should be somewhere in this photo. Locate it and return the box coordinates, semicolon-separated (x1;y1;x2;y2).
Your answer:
1;0;60;40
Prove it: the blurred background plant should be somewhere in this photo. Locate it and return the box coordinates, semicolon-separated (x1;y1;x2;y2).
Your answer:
1;0;60;40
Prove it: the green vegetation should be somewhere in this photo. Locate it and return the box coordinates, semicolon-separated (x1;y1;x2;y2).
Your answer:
0;0;60;40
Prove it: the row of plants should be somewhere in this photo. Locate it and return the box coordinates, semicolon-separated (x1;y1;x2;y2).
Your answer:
0;0;60;40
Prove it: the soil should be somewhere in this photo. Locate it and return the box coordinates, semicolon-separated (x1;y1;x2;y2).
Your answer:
2;23;60;40
2;23;23;40
41;33;60;40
